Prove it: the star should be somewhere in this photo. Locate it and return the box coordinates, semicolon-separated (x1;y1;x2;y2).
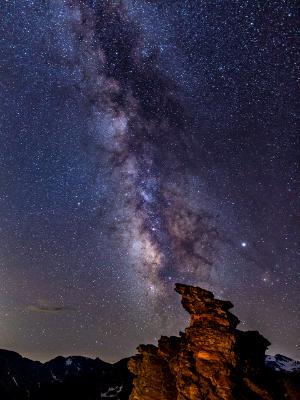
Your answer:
0;0;298;363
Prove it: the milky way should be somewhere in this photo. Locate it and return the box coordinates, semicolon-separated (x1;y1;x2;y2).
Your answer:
67;1;222;299
0;0;299;362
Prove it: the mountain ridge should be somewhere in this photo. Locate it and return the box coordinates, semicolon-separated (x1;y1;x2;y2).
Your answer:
0;349;132;400
0;283;299;399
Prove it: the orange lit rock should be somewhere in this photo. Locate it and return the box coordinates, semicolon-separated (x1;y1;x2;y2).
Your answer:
128;283;300;400
196;351;220;361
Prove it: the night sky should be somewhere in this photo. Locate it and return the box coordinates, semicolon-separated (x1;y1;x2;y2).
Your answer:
0;0;299;363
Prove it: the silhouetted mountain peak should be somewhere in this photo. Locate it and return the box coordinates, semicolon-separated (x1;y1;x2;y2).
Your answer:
0;284;299;399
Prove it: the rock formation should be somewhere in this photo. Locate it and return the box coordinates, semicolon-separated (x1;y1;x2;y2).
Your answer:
128;283;300;400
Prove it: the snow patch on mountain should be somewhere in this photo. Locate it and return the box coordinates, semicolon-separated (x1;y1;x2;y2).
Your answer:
66;357;73;366
266;354;300;373
12;376;18;386
101;385;123;398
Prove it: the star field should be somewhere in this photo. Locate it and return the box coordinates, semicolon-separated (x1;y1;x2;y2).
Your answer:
0;0;299;362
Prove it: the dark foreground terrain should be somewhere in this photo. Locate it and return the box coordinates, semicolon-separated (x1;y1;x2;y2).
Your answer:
1;284;299;400
0;350;132;400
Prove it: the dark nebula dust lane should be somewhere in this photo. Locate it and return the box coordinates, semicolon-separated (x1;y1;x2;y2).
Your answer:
0;0;299;362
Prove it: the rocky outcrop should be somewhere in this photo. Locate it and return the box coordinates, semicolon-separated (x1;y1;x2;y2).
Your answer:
128;283;300;400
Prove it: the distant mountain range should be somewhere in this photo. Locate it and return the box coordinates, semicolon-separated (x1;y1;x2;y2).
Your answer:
265;354;300;374
0;349;132;400
1;284;299;400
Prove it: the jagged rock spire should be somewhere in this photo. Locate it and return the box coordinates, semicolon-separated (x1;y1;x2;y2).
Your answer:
128;283;296;400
